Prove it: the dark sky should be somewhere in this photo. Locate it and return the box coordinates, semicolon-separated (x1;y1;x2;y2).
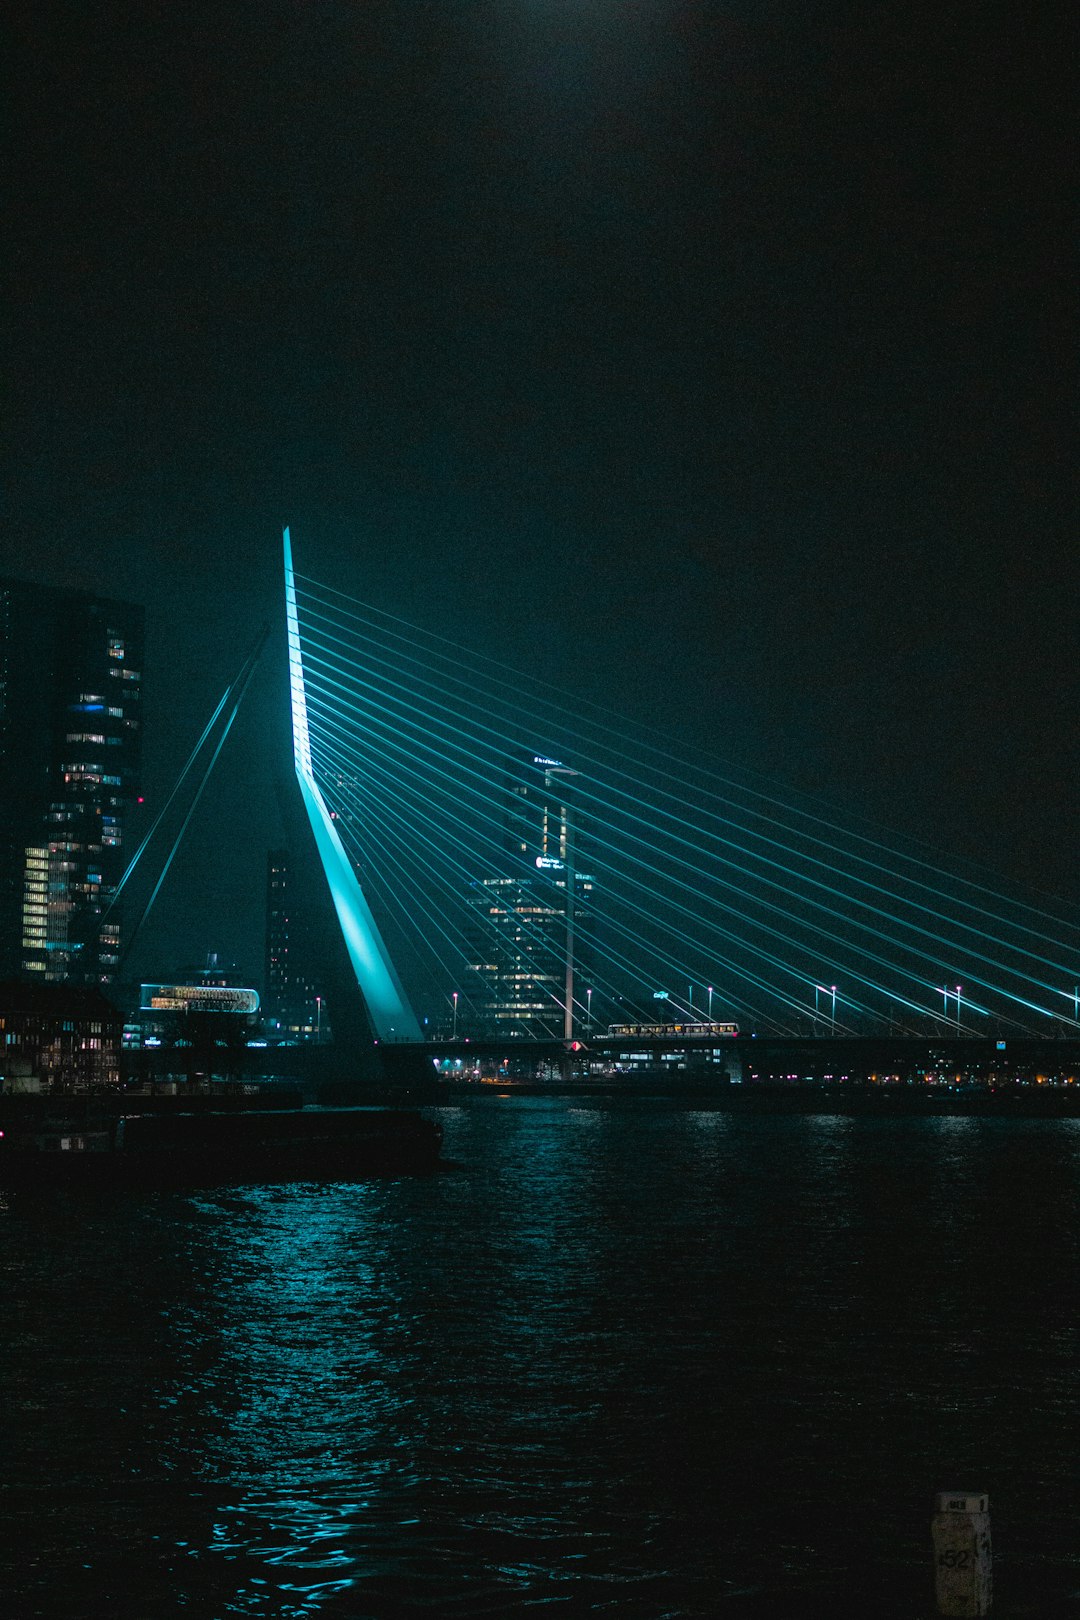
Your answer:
5;0;1076;983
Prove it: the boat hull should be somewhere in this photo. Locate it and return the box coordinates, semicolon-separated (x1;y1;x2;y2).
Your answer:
0;1107;443;1191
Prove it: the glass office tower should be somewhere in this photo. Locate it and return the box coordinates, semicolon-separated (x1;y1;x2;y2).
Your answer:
466;753;595;1038
0;578;144;984
263;848;328;1042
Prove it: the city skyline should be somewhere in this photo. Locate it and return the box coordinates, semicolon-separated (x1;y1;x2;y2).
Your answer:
2;11;1076;1613
0;552;1075;1048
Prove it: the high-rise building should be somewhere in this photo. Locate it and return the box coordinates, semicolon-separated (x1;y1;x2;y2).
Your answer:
0;578;144;984
264;848;327;1042
504;753;577;866
465;754;595;1038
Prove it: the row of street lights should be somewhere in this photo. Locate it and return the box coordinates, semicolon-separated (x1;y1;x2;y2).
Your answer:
443;980;1080;1042
445;984;706;1040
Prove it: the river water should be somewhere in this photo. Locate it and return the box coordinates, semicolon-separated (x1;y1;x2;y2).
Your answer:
4;1098;1080;1618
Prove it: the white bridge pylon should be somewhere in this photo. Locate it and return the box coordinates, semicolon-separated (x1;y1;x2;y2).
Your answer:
283;528;421;1042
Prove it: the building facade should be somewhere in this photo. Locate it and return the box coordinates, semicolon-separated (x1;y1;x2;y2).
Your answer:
465;754;595;1038
124;956;260;1056
263;849;327;1042
0;578;144;984
0;979;122;1091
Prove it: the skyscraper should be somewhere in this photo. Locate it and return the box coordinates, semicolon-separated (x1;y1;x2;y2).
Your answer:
465;754;594;1038
0;578;144;983
264;848;327;1042
504;753;578;867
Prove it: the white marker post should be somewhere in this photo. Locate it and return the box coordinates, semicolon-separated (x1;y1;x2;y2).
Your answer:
932;1491;992;1617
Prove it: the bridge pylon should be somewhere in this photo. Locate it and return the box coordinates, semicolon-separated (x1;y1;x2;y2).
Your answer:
283;528;422;1046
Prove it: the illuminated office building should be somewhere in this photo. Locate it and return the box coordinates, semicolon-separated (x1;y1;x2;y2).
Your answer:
466;754;594;1038
0;578;144;984
264;848;327;1042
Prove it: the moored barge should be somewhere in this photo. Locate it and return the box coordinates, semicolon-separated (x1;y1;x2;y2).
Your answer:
0;1106;443;1190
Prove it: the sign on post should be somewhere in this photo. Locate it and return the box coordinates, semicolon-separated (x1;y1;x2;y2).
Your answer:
931;1491;992;1617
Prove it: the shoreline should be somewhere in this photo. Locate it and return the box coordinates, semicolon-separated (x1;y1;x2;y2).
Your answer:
435;1077;1080;1117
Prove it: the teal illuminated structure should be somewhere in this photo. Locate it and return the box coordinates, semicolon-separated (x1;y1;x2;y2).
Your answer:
283;541;1080;1043
283;529;421;1042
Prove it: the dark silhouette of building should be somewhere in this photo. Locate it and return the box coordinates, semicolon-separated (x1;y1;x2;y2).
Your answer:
0;579;145;984
0;979;122;1091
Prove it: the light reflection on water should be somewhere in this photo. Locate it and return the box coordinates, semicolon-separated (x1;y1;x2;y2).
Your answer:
5;1102;1080;1617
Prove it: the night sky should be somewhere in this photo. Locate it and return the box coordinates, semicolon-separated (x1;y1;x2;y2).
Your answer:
6;0;1075;984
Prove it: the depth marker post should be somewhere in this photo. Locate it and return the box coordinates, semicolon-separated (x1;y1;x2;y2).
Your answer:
932;1490;992;1617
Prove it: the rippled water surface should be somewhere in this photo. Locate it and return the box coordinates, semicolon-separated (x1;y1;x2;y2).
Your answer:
5;1100;1080;1617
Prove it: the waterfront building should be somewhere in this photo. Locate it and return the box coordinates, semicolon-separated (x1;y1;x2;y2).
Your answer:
464;870;595;1037
465;753;595;1038
0;578;144;985
263;849;327;1042
0;978;122;1091
126;955;260;1051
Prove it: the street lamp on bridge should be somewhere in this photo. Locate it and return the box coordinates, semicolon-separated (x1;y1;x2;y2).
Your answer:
937;985;963;1030
814;984;837;1032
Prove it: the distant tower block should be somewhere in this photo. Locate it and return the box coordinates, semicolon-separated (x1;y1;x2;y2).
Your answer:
283;529;420;1042
264;848;327;1042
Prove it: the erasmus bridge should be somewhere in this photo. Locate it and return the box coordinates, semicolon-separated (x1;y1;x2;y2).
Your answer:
121;530;1080;1087
259;530;1080;1084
